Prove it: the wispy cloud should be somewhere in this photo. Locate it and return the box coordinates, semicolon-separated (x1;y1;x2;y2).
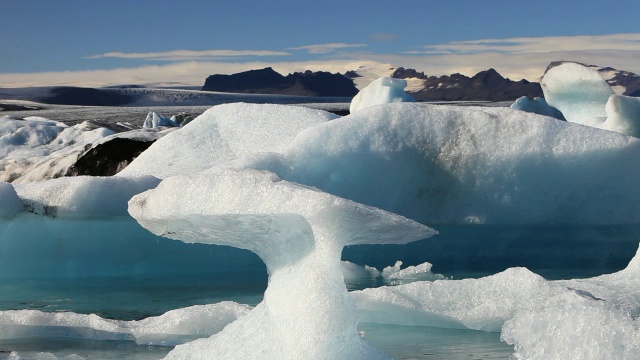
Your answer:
85;49;291;61
289;43;367;54
420;33;640;54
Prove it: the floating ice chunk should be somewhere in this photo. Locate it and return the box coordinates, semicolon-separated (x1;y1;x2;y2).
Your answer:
380;261;447;283
0;181;23;218
143;112;178;129
0;302;251;346
119;103;337;179
510;96;564;120
601;94;640;138
352;267;585;331
0;116;67;158
128;168;435;360
349;76;415;113
541;62;614;123
16;175;160;218
246;103;640;225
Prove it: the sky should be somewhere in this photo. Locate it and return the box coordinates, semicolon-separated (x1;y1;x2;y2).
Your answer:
2;0;640;87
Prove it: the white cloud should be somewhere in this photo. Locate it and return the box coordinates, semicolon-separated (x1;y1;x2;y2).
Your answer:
86;49;291;61
0;60;376;88
3;34;640;87
421;33;640;54
289;43;367;54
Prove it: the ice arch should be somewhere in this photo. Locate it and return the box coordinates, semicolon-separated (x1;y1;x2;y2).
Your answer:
128;169;435;360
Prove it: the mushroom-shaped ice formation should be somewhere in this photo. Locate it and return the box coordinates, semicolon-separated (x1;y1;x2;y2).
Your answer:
128;169;436;360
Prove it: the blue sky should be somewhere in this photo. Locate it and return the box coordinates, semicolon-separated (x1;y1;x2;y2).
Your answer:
2;0;640;87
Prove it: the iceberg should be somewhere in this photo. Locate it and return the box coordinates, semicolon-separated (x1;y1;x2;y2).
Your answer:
510;96;564;120
601;94;640;138
541;62;614;124
242;103;640;225
118;103;338;179
128;168;436;360
143;112;178;129
349;76;415;113
0;302;251;346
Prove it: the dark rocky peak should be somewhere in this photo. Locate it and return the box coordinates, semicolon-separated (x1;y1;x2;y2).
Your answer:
471;68;509;87
391;67;428;79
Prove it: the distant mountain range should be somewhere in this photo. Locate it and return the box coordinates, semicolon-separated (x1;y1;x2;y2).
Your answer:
1;62;639;108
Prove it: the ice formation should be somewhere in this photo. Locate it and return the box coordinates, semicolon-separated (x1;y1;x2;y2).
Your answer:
349;76;415;113
243;103;640;224
0;302;251;346
118;103;337;179
128;169;435;359
0;117;118;183
0;181;22;218
510;96;564;120
15;175;160;218
541;62;614;124
601;94;640;138
352;244;640;359
143;112;179;129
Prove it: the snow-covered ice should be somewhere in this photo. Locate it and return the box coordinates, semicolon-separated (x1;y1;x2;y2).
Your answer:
118;103;338;179
349;76;415;113
241;103;640;224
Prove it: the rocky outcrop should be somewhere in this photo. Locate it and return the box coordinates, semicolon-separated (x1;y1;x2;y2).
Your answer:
66;137;156;177
201;68;358;97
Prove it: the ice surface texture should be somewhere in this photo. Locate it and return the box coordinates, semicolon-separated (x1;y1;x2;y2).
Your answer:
349;76;415;113
510;96;564;120
118;103;337;179
243;103;640;224
128;169;435;359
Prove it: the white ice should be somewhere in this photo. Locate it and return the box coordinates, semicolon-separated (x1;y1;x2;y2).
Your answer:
128;168;435;360
601;94;640;138
541;62;614;124
0;117;116;183
143;112;178;129
15;175;160;218
510;96;564;119
353;244;640;360
0;181;22;218
242;103;640;225
118;103;337;179
349;76;415;113
0;302;251;346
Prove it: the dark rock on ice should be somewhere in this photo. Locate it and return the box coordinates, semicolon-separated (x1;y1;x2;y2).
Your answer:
66;137;156;176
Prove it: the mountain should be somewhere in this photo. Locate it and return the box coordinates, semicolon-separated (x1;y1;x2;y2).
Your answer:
201;67;358;97
545;61;640;96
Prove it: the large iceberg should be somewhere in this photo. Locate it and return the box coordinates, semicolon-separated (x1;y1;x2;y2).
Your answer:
241;103;640;225
128;169;435;359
